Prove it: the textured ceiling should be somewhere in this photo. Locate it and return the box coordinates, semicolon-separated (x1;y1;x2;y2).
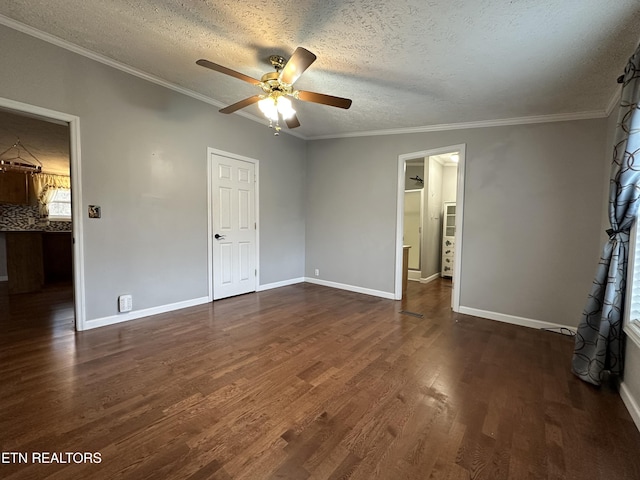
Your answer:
1;1;639;139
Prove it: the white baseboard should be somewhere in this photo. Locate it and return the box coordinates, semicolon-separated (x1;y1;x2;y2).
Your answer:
257;277;305;291
458;306;577;333
82;296;210;331
84;277;391;331
420;273;440;284
408;270;421;281
621;382;640;432
304;277;395;300
0;275;7;282
408;272;439;283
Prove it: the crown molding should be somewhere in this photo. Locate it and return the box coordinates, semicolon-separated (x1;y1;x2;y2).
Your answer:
0;15;225;107
307;110;609;140
0;14;613;143
605;87;622;117
0;14;306;140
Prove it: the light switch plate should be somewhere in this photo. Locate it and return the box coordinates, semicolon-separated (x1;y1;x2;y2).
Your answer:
88;205;101;218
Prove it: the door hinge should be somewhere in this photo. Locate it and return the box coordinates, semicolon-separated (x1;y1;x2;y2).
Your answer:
255;269;257;276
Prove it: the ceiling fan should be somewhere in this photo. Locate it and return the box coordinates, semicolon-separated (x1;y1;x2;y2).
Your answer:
196;47;352;134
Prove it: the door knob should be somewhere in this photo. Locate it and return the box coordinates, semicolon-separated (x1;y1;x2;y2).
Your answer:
215;234;226;239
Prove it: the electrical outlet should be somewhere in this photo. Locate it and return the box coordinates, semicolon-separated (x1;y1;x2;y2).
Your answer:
314;269;320;277
118;294;133;313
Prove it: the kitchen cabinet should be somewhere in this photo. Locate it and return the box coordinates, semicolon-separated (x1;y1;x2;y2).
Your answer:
43;232;73;283
4;231;72;294
0;171;29;204
6;231;43;294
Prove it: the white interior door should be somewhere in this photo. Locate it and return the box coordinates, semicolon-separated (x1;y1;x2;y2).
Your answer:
211;154;256;300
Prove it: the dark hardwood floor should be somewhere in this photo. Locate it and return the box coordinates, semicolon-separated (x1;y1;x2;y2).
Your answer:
1;279;640;479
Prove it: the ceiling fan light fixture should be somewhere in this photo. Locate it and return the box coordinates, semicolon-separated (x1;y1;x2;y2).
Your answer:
259;95;296;122
258;96;279;121
276;96;296;120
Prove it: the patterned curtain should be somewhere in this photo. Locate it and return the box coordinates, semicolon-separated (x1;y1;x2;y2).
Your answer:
30;173;71;217
572;43;640;386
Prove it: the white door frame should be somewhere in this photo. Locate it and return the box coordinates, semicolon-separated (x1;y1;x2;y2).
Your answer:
0;96;86;330
207;147;260;301
395;144;466;311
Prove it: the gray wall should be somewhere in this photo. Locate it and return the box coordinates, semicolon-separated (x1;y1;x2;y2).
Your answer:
0;25;306;321
0;24;611;332
305;137;398;293
423;157;443;278
306;119;606;326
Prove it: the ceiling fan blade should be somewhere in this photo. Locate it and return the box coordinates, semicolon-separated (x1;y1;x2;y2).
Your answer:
219;95;262;114
285;114;301;129
196;59;261;85
297;90;352;109
279;47;317;85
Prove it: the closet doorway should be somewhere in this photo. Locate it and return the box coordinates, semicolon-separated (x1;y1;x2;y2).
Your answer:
396;144;466;310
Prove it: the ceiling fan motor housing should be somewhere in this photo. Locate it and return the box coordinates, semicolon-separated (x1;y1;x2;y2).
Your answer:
268;55;286;71
260;71;294;96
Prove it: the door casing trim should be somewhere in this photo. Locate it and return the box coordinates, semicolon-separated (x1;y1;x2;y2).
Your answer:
0;96;86;330
207;147;260;301
396;144;466;310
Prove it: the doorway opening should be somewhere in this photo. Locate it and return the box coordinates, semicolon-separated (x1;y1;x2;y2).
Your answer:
396;144;466;311
0;97;85;330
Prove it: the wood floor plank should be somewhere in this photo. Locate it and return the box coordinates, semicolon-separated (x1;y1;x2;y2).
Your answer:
2;280;640;479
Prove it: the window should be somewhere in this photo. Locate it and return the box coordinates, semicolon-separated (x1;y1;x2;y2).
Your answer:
48;188;71;221
625;223;640;347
